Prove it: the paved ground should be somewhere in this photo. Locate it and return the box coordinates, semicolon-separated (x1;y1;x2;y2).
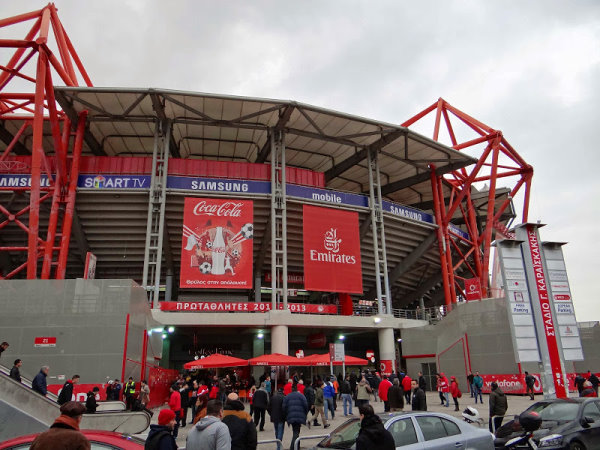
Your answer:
149;391;540;449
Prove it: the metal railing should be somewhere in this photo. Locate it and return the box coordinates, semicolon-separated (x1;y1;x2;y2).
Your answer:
352;305;447;323
294;434;330;450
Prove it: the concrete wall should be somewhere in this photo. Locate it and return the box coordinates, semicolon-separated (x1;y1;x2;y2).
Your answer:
401;299;599;382
402;298;520;380
0;279;159;385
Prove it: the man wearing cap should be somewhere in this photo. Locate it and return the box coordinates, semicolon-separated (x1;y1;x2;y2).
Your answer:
222;392;257;450
30;401;91;449
186;399;231;450
146;409;178;450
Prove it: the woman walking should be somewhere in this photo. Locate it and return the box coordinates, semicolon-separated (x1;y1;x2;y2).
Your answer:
449;376;461;411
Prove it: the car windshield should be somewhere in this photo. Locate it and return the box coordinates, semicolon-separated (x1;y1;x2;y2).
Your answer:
318;419;361;448
525;402;580;422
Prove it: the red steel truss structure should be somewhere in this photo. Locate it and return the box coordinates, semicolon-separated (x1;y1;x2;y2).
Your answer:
0;4;91;279
402;99;533;308
0;5;532;313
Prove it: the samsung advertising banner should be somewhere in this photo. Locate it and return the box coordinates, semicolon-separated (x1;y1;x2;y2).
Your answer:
180;198;254;289
302;205;363;294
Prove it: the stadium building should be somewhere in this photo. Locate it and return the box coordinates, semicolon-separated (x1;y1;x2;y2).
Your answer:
0;5;595;402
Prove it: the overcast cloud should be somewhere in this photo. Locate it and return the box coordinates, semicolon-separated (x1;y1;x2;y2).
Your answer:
3;1;599;320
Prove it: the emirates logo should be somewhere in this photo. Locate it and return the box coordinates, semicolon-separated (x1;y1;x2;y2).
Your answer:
324;228;342;253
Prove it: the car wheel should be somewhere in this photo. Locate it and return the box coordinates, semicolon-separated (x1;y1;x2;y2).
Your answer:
569;442;586;450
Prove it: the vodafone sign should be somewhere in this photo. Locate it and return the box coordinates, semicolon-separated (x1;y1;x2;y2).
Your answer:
303;205;363;293
464;278;482;301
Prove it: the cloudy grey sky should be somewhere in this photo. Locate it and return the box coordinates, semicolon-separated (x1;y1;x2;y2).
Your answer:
3;1;600;320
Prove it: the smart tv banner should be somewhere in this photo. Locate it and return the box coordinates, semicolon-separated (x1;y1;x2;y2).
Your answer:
180;198;253;289
302;205;363;294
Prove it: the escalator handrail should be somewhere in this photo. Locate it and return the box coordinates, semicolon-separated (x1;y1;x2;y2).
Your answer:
0;362;59;401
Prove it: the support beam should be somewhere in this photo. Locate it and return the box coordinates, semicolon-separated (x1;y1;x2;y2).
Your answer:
366;230;437;299
0;122;29;155
400;272;443;307
324;129;405;182
256;105;294;163
54;90;105;156
150;93;181;159
254;215;270;278
359;215;371;239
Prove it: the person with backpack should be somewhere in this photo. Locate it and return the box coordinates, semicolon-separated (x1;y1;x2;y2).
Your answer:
146;409;177;450
449;376;461;411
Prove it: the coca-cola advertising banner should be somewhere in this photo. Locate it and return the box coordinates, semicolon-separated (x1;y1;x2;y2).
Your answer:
180;198;253;289
303;205;362;294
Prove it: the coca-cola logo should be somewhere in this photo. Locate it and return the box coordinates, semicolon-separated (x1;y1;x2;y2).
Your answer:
193;201;243;217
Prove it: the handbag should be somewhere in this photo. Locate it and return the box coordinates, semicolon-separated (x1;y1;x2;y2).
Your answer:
457;389;462;398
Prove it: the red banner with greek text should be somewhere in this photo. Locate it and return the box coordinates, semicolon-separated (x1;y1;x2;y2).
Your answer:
525;225;567;397
160;301;337;314
303;205;362;293
180;198;253;289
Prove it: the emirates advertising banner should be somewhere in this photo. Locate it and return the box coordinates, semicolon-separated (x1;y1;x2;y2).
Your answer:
303;205;362;294
180;198;253;289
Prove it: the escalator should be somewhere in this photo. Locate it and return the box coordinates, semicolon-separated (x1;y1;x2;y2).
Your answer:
0;364;151;441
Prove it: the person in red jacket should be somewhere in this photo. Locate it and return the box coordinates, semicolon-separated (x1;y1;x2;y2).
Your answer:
168;384;182;438
401;374;412;404
283;379;293;396
297;379;306;394
378;376;392;412
439;373;450;407
449;376;461;411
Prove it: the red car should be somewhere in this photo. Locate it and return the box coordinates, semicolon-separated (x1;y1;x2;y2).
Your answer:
0;429;145;449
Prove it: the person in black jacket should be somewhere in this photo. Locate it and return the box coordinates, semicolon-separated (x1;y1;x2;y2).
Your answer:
418;371;427;391
9;359;22;383
355;404;395;450
222;393;257;450
588;371;599;396
252;382;269;431
387;378;404;412
410;380;427;411
303;382;316;426
86;387;99;413
32;366;49;397
58;374;80;405
283;385;309;450
146;409;177;450
267;388;285;450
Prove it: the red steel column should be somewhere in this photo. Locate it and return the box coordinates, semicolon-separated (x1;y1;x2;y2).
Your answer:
27;50;48;278
56;110;86;278
430;166;452;309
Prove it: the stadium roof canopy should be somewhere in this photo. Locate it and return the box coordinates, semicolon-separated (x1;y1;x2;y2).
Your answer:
53;87;477;206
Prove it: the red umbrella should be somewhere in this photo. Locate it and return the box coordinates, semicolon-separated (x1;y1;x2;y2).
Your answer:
248;353;311;366
302;353;368;366
184;353;248;370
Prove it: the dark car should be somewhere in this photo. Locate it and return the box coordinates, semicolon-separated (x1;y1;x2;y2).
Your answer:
310;411;494;449
0;429;146;449
494;398;600;449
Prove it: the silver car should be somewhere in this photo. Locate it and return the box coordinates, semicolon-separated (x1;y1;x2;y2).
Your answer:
310;411;494;449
